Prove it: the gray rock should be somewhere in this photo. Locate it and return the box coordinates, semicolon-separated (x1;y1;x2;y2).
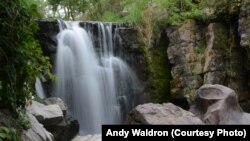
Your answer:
46;116;79;141
28;100;79;141
238;0;250;47
0;109;54;141
204;71;226;85
203;23;227;73
44;97;67;115
127;103;203;125
190;84;250;124
27;101;63;125
166;20;204;104
0;109;15;127
22;113;53;141
71;135;101;141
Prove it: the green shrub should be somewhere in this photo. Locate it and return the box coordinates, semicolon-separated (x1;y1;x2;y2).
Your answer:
0;0;53;112
0;126;20;141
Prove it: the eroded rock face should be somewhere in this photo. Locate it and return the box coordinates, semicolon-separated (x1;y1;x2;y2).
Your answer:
190;84;250;124
238;0;250;48
167;17;250;105
238;0;250;103
203;23;227;74
127;103;203;125
167;20;204;103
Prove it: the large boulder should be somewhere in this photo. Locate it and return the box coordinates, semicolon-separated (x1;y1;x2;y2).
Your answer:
27;101;64;125
0;109;54;141
22;113;54;141
127;103;203;125
27;100;79;141
190;84;250;124
43;98;79;141
44;97;67;115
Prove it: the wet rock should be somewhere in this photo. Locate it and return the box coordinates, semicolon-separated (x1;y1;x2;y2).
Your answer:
127;103;203;125
190;84;250;124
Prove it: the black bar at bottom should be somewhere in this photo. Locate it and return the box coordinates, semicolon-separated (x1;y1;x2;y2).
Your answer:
102;125;250;140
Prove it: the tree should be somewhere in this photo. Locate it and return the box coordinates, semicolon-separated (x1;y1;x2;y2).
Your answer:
47;0;88;20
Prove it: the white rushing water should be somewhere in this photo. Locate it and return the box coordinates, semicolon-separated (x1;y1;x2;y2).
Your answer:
35;77;46;99
55;21;140;134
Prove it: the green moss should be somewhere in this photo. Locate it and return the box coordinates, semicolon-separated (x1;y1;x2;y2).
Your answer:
149;47;172;103
147;34;172;103
194;44;206;54
137;31;172;103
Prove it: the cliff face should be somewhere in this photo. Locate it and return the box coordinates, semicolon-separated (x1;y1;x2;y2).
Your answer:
166;0;250;109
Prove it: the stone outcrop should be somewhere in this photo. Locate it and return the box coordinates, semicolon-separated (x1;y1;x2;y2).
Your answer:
167;17;250;105
0;109;53;141
238;0;250;48
22;113;54;141
127;103;203;125
71;135;101;141
203;23;227;85
190;84;250;124
44;97;67;115
36;20;60;97
27;101;64;125
44;98;79;141
36;20;59;61
166;20;204;103
237;0;250;108
27;99;79;141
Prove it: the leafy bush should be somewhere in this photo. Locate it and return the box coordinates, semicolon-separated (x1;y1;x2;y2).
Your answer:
0;0;53;112
0;126;20;141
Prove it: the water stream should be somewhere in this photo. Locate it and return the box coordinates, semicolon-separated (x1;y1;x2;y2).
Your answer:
55;21;140;134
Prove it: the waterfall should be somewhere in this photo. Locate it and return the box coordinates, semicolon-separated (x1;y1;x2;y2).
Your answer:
55;21;140;134
35;77;46;99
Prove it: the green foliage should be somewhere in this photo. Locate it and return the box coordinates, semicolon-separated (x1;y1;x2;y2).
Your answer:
0;0;53;112
85;0;124;21
102;11;122;22
0;126;20;141
194;45;206;54
16;109;31;130
47;0;88;19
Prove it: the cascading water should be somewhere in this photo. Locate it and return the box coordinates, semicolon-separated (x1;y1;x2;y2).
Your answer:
35;77;46;99
55;21;140;134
